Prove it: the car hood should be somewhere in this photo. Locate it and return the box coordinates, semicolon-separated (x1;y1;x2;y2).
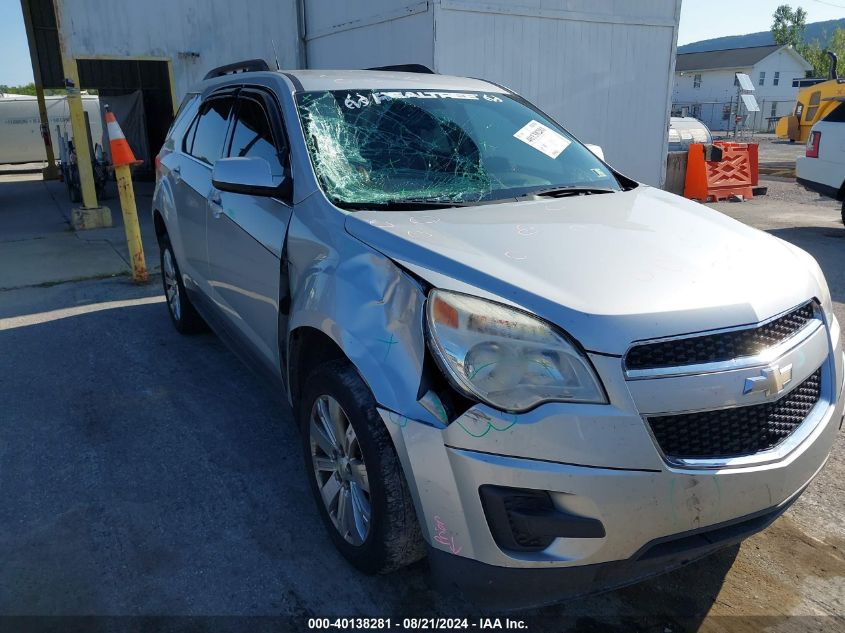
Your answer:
344;186;823;355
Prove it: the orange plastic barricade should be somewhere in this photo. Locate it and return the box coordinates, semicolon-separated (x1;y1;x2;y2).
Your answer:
684;142;758;202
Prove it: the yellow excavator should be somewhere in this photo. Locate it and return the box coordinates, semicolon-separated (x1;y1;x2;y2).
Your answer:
776;51;845;142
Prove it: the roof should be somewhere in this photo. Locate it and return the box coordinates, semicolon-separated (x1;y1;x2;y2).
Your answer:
676;44;784;72
196;69;507;94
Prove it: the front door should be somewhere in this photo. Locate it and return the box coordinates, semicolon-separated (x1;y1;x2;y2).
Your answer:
205;90;293;373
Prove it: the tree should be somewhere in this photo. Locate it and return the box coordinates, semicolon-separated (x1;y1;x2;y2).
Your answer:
800;27;845;78
0;83;90;97
771;4;807;47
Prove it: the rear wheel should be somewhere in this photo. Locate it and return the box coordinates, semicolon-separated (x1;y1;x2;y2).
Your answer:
300;360;425;574
160;236;205;334
841;199;845;227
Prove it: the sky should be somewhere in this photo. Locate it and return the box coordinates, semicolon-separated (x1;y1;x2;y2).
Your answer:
678;0;845;46
1;0;844;86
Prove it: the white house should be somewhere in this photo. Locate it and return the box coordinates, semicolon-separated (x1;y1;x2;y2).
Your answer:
672;44;812;131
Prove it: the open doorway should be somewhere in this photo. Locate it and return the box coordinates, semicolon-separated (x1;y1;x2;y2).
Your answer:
77;58;174;180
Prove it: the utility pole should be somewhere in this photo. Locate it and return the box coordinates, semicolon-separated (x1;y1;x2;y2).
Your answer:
20;0;58;180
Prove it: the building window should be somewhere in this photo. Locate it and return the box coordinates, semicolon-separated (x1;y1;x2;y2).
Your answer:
771;101;778;117
758;71;766;86
773;71;780;86
693;73;701;89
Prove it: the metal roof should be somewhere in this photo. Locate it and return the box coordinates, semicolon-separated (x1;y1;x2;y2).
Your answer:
675;45;783;72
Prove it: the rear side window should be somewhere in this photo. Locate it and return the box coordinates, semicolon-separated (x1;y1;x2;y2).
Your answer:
163;94;199;152
822;102;845;123
229;96;285;176
187;97;234;164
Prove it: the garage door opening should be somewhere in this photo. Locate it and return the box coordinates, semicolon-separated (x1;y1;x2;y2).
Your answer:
77;58;174;180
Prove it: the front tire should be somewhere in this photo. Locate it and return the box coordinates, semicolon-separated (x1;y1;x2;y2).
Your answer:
300;359;425;574
160;236;205;334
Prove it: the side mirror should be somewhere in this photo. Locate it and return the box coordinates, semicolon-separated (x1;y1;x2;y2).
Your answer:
212;156;290;197
585;144;605;161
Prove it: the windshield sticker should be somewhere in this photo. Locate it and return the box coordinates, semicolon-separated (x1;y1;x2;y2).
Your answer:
344;93;371;109
591;167;608;178
513;120;571;159
342;91;504;109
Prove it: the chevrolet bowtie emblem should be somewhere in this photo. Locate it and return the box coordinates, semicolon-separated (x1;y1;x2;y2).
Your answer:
743;364;793;397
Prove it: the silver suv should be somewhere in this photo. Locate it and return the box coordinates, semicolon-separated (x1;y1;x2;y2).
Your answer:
153;61;843;608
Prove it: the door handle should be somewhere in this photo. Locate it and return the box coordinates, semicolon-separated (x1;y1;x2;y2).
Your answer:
171;164;181;182
209;192;223;218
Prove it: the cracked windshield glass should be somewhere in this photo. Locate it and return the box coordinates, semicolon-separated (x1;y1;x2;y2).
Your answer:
296;89;623;208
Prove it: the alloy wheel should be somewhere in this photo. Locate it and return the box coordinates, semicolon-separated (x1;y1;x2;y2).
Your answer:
162;248;181;321
309;394;372;545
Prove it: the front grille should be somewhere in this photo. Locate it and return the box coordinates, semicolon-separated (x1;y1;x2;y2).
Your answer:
626;302;815;371
648;368;822;460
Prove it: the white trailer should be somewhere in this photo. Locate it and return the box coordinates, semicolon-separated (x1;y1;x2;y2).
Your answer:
303;0;682;187
0;93;104;165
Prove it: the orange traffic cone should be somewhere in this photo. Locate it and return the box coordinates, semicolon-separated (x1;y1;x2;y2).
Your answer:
105;108;142;167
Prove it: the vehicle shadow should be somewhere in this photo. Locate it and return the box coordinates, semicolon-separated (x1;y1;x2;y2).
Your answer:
767;225;845;305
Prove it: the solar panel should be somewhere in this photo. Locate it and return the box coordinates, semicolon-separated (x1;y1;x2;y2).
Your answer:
740;93;760;112
735;73;755;91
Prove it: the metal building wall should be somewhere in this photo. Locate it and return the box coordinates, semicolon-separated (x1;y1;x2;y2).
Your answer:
303;0;681;186
53;0;301;100
304;1;435;70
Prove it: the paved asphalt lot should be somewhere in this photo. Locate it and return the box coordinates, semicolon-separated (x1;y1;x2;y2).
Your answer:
0;177;843;632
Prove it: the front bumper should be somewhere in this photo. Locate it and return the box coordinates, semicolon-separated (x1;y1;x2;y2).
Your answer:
379;342;844;607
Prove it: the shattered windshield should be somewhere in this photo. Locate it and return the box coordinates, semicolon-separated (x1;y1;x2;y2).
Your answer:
295;89;622;208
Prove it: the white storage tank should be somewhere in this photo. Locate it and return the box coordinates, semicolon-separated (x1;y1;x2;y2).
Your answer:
0;93;103;164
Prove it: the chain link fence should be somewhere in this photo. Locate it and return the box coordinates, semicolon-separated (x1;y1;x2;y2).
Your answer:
671;99;795;136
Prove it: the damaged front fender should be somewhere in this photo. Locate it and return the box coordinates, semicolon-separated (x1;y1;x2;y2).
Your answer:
284;197;446;426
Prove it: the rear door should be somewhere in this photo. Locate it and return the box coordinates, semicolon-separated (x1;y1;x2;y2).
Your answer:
205;88;293;373
177;93;236;291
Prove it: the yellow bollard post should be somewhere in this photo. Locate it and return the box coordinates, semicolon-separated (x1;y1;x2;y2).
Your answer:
105;107;147;284
114;164;148;283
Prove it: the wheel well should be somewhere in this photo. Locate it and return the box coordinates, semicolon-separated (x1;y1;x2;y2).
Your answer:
287;326;349;408
153;210;167;244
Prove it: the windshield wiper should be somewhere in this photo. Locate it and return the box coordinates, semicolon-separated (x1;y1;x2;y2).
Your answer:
520;186;617;199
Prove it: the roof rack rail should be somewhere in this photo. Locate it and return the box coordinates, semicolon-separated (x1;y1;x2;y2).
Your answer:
366;64;435;74
203;59;271;81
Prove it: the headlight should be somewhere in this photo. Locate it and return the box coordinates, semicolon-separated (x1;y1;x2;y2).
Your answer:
425;290;607;412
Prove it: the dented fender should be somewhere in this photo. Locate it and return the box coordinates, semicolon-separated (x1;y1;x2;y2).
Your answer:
284;195;444;426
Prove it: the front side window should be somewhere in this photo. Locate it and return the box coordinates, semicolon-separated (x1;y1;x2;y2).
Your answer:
189;97;234;165
229;96;285;177
296;89;622;208
693;74;702;89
